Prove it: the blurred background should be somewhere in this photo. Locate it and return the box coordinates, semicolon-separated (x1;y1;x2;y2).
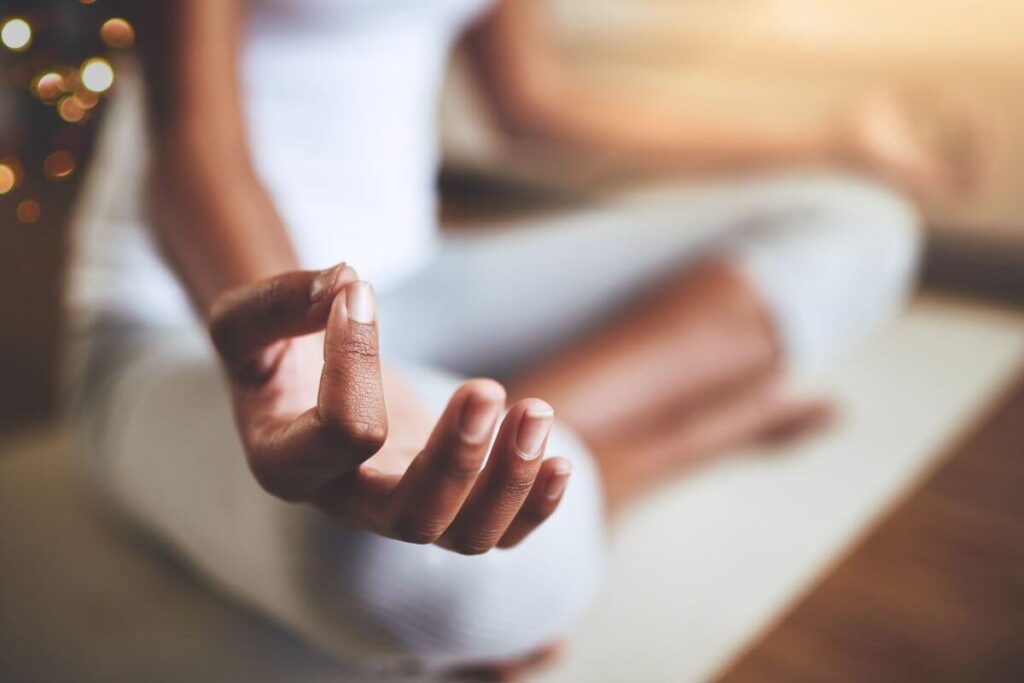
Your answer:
1;1;1022;682
2;0;1024;428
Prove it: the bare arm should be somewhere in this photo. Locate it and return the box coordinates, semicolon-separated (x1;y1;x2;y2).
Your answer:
125;0;298;316
464;0;837;173
465;0;989;193
113;1;571;555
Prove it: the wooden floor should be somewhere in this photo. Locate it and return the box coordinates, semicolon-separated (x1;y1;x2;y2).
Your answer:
717;371;1024;683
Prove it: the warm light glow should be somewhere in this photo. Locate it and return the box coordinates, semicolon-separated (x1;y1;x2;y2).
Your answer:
17;199;41;224
0;164;15;195
81;58;114;93
73;89;100;109
44;151;76;180
58;96;86;123
1;18;32;51
101;18;135;48
35;72;66;102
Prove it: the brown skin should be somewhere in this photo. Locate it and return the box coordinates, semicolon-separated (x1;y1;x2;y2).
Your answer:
507;262;803;512
118;0;992;677
464;0;993;514
121;0;991;536
510;263;782;446
124;1;571;557
209;262;573;554
465;0;993;196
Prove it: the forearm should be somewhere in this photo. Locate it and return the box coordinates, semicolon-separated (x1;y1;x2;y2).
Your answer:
127;0;298;317
468;0;843;174
153;127;298;317
504;81;842;173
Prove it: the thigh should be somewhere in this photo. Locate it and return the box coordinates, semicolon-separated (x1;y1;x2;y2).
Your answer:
377;170;899;377
69;322;606;670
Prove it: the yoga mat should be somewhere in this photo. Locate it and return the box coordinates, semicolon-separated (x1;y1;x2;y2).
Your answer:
1;296;1022;682
538;296;1024;683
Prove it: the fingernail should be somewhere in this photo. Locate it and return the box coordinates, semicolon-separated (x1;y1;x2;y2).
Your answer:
546;465;572;500
515;403;553;460
459;392;502;446
310;263;347;304
345;281;376;324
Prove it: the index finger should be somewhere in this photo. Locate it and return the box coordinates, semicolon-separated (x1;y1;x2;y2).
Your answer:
209;263;357;382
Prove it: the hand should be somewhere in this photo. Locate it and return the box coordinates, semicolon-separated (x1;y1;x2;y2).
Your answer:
837;89;994;198
208;263;573;554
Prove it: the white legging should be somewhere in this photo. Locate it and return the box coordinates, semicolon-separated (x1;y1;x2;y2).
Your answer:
67;171;919;675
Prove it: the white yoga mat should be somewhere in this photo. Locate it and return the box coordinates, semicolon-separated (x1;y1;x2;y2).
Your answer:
538;295;1024;683
1;296;1022;683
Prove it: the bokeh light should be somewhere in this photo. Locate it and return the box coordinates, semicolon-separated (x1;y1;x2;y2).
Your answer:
100;18;134;49
1;17;32;52
16;199;41;224
44;151;76;180
73;89;100;109
58;96;86;123
34;72;66;102
80;58;114;93
0;164;16;195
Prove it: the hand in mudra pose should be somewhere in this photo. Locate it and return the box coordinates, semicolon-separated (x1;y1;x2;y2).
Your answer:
208;263;572;554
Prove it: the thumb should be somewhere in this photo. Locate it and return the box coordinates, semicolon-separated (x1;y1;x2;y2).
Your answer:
316;280;389;456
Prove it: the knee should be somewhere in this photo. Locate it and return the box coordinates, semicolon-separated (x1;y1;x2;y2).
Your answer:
332;428;606;670
838;177;922;298
734;174;923;368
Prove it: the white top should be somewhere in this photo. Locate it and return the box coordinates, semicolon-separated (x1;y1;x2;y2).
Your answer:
67;0;492;325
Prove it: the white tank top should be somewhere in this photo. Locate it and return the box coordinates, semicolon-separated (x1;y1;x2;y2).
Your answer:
67;0;492;325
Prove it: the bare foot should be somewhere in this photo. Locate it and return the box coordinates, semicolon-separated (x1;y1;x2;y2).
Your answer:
592;381;835;513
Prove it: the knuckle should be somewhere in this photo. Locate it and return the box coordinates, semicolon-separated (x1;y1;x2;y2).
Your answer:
497;475;537;500
341;337;379;362
437;451;484;481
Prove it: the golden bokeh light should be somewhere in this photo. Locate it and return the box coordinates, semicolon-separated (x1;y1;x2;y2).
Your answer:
0;164;15;195
81;58;115;93
44;151;76;180
73;89;100;109
17;199;41;224
1;17;32;52
101;18;135;49
57;66;80;92
58;96;86;123
35;72;66;102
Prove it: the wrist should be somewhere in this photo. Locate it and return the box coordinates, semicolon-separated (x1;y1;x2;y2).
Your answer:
149;149;300;316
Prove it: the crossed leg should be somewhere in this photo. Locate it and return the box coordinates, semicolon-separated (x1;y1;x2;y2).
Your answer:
68;171;919;677
383;171;921;512
510;261;831;510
